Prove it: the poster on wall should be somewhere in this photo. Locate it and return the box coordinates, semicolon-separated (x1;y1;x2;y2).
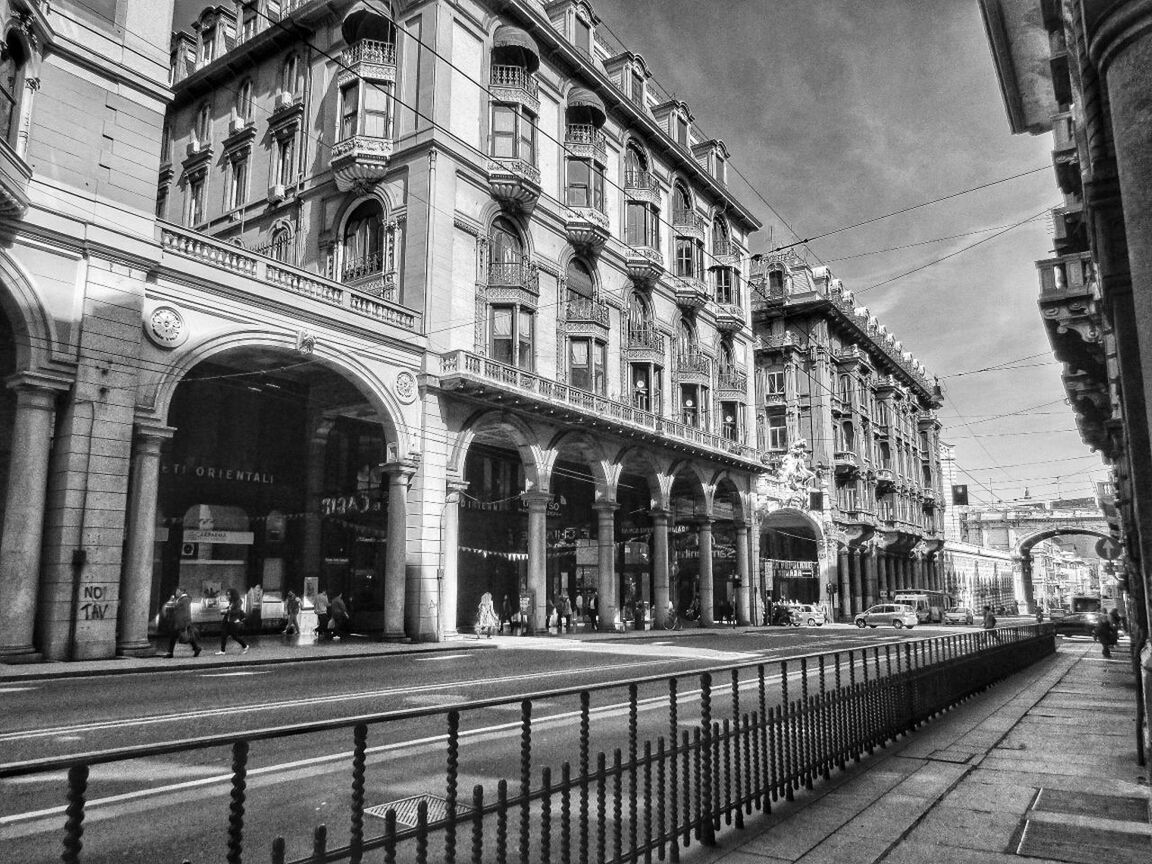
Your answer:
202;580;222;608
303;576;318;607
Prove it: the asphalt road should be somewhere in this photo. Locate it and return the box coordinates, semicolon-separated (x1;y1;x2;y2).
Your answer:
0;622;992;864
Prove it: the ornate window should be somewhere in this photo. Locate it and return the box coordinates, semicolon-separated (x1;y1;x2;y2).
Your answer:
0;33;27;147
566;158;604;211
491;102;536;163
275;134;295;186
270;226;292;264
186;173;206;225
341;199;396;282
711;217;739;305
235;79;253;123
281;54;298;96
487;217;534;370
195;103;211;148
227;154;248;209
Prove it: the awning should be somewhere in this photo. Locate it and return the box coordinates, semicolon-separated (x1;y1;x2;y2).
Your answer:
492;24;540;72
341;1;396;44
567;87;607;126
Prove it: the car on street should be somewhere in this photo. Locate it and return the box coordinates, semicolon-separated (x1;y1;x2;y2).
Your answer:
943;606;974;625
854;603;918;629
789;604;826;627
1052;611;1105;638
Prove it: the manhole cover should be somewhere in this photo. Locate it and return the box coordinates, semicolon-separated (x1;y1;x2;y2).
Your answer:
365;793;473;827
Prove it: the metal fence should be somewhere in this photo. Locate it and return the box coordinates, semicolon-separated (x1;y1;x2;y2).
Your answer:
1;625;1054;864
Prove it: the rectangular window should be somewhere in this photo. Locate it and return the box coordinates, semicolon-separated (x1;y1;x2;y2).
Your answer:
631;70;644;106
766;370;785;397
363;84;391;138
188;175;205;225
160;124;171;163
714;154;726;184
675;238;695;277
518;308;534;370
277;135;295;186
715;267;734;304
721;401;739;441
591;164;604;212
574;17;591;55
229;157;248;209
566;159;589;208
676;115;688;146
519;108;536;164
768;415;787;450
242;8;257;41
631;364;651;410
491;104;516;158
491;307;514;365
156;186;168;220
201;27;216;64
340;82;359;140
626;202;646;247
680;383;701;427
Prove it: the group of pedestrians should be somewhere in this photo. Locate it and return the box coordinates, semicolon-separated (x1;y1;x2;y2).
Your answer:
164;585;351;658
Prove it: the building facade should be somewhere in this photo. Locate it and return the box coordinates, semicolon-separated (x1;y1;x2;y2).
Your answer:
978;0;1152;753
747;252;947;621
0;0;777;661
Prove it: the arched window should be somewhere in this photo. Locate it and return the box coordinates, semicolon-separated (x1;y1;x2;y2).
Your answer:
235;79;253;122
0;33;26;146
270;226;292;264
678;318;697;360
342;199;385;280
490;216;523;266
719;341;734;375
672;182;691;222
488;217;533;370
627;292;651;338
711;217;729;253
624;142;647;183
566;259;594;302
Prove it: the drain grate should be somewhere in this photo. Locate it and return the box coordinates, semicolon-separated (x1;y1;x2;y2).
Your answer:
365;793;473;827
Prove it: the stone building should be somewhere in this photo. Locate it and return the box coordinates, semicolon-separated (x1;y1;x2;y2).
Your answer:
747;252;947;621
978;0;1152;749
0;0;773;660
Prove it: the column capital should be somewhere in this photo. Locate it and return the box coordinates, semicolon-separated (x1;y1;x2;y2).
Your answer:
134;421;176;442
592;500;619;514
649;507;671;524
521;490;552;510
446;478;470;500
5;369;73;394
383;460;418;482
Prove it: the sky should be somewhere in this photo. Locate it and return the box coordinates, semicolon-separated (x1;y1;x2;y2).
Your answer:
170;0;1105;506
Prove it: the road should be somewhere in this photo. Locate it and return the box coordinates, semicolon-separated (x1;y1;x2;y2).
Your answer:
0;623;989;863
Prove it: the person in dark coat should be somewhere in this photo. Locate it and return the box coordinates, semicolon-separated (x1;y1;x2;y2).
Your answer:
216;588;249;654
1095;614;1119;658
329;592;350;640
165;586;201;658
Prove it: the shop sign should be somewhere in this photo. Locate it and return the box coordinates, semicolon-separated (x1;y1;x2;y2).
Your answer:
162;462;275;484
184;529;255;545
322;493;384;515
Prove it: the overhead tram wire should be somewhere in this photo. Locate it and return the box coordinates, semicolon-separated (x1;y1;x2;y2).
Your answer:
823;217;1048;263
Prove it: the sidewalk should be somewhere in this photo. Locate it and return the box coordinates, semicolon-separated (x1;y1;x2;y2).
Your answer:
687;639;1150;864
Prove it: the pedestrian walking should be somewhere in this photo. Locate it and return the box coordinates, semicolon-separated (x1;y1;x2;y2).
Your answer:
476;591;500;638
559;593;573;633
328;591;349;640
314;587;329;638
1095;613;1119;658
216;588;249;654
165;586;201;658
1108;607;1123;634
981;605;997;630
283;590;301;635
588;591;599;630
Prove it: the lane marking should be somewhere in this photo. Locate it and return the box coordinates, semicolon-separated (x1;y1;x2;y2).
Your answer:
0;687;37;694
198;671;271;677
414;654;472;662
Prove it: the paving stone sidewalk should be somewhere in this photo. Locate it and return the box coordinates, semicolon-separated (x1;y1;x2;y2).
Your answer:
685;640;1150;864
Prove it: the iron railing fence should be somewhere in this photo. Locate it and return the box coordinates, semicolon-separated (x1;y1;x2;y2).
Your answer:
0;626;1054;864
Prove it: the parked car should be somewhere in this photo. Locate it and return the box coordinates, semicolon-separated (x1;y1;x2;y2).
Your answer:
1047;607;1068;621
854;603;918;629
943;606;974;625
1052;611;1105;638
789;604;826;627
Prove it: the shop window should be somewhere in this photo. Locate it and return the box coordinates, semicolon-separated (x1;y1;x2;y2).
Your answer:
566;158;604;211
569;337;606;394
491;102;536;163
0;31;25;146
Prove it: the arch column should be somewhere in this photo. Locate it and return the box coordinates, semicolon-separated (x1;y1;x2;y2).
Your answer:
699;518;715;626
837;546;850;622
851;548;865;616
914;553;925;590
862;545;877;610
524;491;552;635
301;420;334;587
0;374;67;660
384;462;416;641
593;501;618;632
735;522;751;626
117;422;176;656
651;508;670;629
877;552;889;601
439;479;469;639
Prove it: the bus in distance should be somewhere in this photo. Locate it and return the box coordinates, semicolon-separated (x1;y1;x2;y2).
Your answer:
892;591;953;624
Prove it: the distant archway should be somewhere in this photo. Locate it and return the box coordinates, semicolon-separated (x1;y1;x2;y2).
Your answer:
1016;526;1117;613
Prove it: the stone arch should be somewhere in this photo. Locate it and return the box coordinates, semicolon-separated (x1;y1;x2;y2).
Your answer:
761;506;825;546
622;135;652;173
480;205;536;259
709;470;750;523
0;252;62;373
448;408;549;493
546;428;611;499
612;445;669;509
140;329;411;456
1016;526;1115;558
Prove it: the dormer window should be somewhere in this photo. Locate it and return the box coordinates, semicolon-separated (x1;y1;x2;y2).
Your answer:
200;24;216;65
675;114;689;147
714;153;726;184
630;69;645;107
575;16;591;54
241;4;258;41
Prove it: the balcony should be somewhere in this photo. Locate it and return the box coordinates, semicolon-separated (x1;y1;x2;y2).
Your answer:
490;65;540;112
488;259;539;293
564;296;610;331
921;490;938;510
624;169;660;206
331;135;394;192
437;350;761;468
564;207;610;251
340;254;397;301
625;245;664;285
488;159;542;210
675;350;711;384
339;39;397;86
674;276;709;310
564;123;606;163
624;326;666;362
834;450;860;477
764;391;787;409
672;208;707;240
717;367;749;398
713;302;745;333
876;468;895;492
158;222;419;332
712;238;740;264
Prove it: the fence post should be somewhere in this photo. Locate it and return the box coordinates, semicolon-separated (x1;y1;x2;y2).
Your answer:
446;710;460;864
700;672;716;845
61;763;88;864
228;740;249;864
520;700;532;864
668;678;680;862
580;691;590;864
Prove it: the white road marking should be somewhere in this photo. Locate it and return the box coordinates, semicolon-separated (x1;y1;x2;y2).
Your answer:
414;654;472;661
0;687;37;693
198;671;271;677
